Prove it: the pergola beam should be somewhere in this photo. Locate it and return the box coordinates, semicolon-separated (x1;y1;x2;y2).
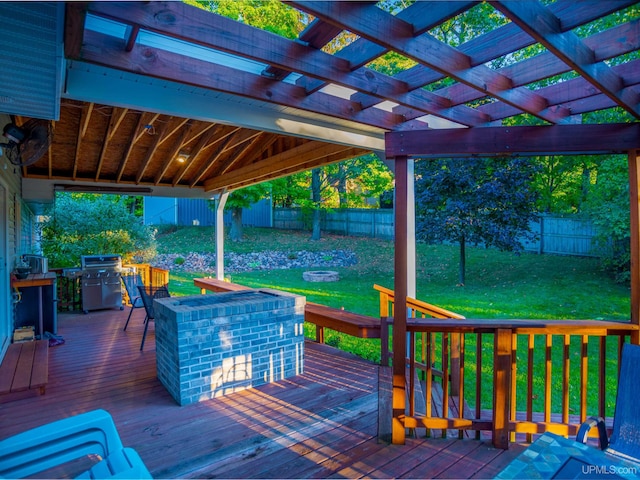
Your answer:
386;124;640;158
492;1;640;120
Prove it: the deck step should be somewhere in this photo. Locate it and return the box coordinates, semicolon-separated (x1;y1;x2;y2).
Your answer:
0;340;49;396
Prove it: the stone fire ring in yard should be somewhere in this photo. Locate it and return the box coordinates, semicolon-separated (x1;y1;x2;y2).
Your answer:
303;271;339;282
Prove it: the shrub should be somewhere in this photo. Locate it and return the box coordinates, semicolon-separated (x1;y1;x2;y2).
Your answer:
41;193;156;268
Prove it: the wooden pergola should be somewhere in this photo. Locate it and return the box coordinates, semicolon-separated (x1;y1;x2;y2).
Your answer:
2;0;639;446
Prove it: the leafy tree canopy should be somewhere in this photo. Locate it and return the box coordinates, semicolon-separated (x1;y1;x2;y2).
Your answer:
582;155;630;283
41;193;156;268
186;0;307;39
415;157;540;284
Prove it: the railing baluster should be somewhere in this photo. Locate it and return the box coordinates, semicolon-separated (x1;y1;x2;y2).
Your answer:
580;335;588;423
562;334;570;425
442;332;449;438
526;334;534;443
510;332;517;443
409;331;416;419
475;332;482;441
599;336;607;419
425;331;433;438
544;334;552;424
458;333;465;440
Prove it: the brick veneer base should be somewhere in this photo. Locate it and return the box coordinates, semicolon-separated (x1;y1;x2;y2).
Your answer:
154;289;305;405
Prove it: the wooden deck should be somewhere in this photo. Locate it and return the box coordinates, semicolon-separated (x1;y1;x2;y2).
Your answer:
0;308;526;479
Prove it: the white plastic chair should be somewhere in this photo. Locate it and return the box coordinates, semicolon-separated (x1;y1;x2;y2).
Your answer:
0;409;152;479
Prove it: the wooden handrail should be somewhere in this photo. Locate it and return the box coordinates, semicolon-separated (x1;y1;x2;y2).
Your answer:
122;264;170;305
376;287;640;449
373;284;465;319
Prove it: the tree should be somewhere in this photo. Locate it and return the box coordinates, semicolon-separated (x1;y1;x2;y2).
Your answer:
415;157;539;285
583;155;630;283
310;168;321;240
41;193;156;268
322;154;394;208
210;184;270;241
187;0;307;39
270;172;309;208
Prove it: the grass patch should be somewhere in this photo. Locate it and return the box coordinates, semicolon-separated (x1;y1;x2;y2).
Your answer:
162;226;629;321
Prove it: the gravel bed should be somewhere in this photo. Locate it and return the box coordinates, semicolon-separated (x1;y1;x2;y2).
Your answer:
152;250;357;273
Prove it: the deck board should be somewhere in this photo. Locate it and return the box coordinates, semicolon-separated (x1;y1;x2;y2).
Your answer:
0;308;526;478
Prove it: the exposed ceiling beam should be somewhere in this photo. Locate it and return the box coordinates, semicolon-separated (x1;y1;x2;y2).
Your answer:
64;3;87;59
172;124;219;187
64;61;387;151
479;61;640;120
136;118;171;184
154;123;192;185
386;123;640;158
303;1;474;104
116;112;159;182
73;102;93;180
204;141;362;192
189;131;240;188
95;108;117;181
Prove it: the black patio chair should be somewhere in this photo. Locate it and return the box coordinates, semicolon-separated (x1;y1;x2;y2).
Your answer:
576;342;640;464
121;273;144;331
137;285;171;351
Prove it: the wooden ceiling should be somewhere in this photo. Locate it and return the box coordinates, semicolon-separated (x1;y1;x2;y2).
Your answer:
14;1;640;197
32;99;367;194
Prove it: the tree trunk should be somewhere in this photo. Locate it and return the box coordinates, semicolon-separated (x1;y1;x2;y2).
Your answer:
458;234;466;286
311;168;321;240
230;207;243;241
338;164;348;207
580;163;591;212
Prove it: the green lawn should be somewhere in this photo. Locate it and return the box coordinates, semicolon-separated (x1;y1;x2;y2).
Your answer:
162;226;630;323
162;227;630;409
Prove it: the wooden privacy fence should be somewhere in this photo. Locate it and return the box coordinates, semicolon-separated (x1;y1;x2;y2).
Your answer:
376;287;639;449
274;208;395;240
275;209;601;257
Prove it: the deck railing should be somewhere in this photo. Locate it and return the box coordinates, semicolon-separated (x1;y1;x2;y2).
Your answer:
121;264;170;305
123;264;169;289
375;286;639;448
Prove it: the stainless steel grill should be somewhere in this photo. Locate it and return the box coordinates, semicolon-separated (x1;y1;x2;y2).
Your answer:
80;255;123;314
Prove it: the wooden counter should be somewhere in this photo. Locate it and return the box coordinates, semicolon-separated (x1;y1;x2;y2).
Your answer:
11;272;58;338
11;272;57;288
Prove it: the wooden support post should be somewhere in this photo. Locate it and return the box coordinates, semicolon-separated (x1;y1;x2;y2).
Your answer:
493;328;512;449
215;191;229;281
629;150;640;342
378;365;393;443
392;155;408;444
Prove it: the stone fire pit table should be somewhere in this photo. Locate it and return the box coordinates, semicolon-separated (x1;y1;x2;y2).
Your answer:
153;289;305;405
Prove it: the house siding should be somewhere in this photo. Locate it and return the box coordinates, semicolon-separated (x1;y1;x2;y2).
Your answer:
0;114;37;357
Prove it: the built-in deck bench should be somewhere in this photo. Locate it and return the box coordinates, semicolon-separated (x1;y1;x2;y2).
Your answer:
194;277;382;343
304;302;381;342
0;340;49;396
194;277;252;294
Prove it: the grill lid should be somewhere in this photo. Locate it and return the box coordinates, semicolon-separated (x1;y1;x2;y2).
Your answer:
81;254;122;270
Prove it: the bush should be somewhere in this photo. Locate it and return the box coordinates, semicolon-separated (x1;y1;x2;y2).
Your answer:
41;193;156;268
583;156;630;284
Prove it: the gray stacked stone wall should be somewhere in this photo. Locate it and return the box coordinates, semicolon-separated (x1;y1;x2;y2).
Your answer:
154;289;305;405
